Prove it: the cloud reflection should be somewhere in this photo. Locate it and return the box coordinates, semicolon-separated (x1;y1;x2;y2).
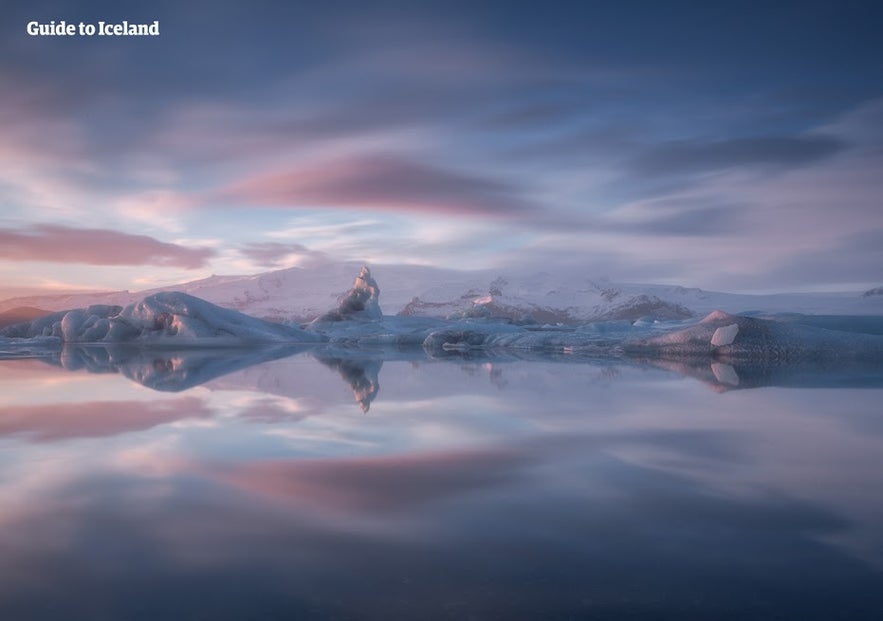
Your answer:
2;416;882;620
214;446;528;514
0;397;210;441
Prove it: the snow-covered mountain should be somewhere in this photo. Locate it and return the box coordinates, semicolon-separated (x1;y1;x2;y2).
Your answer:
0;262;463;322
1;260;881;322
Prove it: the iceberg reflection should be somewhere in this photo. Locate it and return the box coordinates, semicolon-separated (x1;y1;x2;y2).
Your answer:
5;345;883;403
49;344;311;391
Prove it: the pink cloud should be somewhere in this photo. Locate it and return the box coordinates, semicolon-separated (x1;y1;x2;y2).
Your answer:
0;397;212;441
222;154;532;217
0;225;215;269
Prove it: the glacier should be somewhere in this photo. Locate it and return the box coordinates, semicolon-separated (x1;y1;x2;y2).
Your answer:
1;267;882;370
3;260;880;323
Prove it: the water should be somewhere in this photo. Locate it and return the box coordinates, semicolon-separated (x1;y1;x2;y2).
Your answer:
1;346;882;620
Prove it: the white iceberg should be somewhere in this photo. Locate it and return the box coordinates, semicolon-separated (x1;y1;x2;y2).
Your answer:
711;323;739;346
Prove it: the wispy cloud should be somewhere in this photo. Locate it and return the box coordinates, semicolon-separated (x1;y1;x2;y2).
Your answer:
0;225;215;269
222;154;534;218
630;134;847;176
0;2;881;292
239;242;329;268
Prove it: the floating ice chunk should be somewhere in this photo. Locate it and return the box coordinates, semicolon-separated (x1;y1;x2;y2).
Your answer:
711;323;739;346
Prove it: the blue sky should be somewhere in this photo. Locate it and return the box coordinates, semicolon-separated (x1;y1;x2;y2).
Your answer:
1;0;882;296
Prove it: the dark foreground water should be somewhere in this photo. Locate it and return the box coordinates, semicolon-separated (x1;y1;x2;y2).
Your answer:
1;346;882;620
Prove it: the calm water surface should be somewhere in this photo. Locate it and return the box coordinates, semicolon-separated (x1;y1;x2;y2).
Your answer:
1;347;882;620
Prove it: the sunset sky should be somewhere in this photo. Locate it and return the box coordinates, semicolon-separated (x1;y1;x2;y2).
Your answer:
2;0;882;297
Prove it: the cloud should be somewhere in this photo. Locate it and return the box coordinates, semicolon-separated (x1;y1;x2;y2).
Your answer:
594;193;747;238
0;225;215;268
222;155;534;218
727;229;883;289
238;242;328;268
0;397;212;441
630;134;847;176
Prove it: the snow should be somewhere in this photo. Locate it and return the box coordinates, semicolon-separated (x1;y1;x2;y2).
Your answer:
4;260;880;324
310;316;448;347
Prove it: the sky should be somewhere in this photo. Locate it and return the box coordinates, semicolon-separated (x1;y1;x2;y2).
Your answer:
1;0;882;297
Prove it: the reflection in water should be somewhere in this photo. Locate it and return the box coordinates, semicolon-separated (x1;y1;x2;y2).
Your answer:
0;348;882;619
11;343;883;396
642;356;883;392
0;397;212;441
313;352;383;412
50;344;311;391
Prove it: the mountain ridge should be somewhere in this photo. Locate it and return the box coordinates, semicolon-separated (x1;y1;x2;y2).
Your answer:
1;261;881;322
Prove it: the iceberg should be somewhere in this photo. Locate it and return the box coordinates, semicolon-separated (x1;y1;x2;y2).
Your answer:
625;310;883;362
0;334;62;357
2;268;881;363
310;266;382;323
0;292;322;346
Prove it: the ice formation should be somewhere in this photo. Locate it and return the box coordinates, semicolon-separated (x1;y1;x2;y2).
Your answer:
710;324;739;346
626;310;883;361
1;267;882;361
311;266;382;323
0;292;320;345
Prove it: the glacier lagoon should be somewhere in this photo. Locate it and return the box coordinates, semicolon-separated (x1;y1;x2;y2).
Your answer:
1;346;883;620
